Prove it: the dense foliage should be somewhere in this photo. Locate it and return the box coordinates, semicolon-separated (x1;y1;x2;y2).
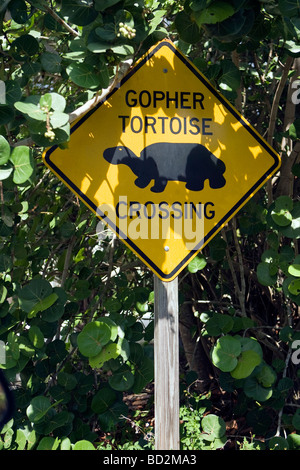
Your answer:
0;0;299;450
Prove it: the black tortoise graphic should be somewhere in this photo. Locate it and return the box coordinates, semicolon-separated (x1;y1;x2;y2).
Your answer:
103;142;226;193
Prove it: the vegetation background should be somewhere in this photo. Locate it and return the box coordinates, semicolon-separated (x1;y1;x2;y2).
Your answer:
0;0;299;451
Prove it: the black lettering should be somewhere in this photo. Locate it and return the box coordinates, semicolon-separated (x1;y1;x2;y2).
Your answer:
189;117;200;135
202;118;212;135
145;116;156;133
170;117;181;134
191;202;202;219
144;201;156;219
139;90;151;107
129;201;141;218
153;90;165;108
157;116;168;133
180;92;191;109
171;201;182;219
166;91;179;108
193;92;205;109
116;200;127;219
130;116;143;133
204;202;215;219
158;202;169;219
125;90;137;107
118;115;129;132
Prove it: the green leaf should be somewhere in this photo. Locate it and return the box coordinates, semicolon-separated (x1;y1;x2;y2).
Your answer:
9;146;34;184
230;350;262;379
256;364;277;388
244;377;273;402
73;440;96;450
94;0;120;10
18;278;53;313
26;396;52;423
5;80;22;106
205;313;234;336
40;52;62;73
132;356;154;394
77;321;111;357
187;254;207;273
108;364;134;391
60;0;98;26
194;1;235;25
14;101;46;121
256;262;277;286
50;111;69;129
66;63;102;89
288;278;300;295
89;343;120;368
175;10;202;43
211;335;241;372
28;325;44;348
0;105;15;125
91;386;117;414
279;0;300;17
219;60;241;92
28;292;59;318
269;436;289;450
288;264;300;277
12;34;39;56
201;414;226;441
0;136;10;165
57;372;77;391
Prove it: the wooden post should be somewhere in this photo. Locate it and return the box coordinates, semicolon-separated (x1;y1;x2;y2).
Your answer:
154;275;179;450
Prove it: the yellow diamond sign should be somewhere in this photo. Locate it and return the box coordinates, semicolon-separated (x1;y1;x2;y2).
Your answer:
43;39;280;281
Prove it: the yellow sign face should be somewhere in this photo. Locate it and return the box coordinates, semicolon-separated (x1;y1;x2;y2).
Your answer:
43;39;280;281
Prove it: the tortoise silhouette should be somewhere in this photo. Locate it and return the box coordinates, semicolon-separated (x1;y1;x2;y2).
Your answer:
103;142;226;193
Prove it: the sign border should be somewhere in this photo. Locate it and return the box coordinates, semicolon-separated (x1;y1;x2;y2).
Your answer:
43;39;281;281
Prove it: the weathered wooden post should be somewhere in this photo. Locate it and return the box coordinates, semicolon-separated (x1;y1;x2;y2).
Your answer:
154;275;179;450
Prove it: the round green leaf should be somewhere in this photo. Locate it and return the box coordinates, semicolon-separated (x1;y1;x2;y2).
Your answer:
12;34;39;56
26;396;51;423
0;136;10;165
66;63;102;89
14;101;46;121
77;321;111;357
256;262;277;286
175;10;202;43
187;255;207;273
244;377;273;401
91;386;117;414
288;264;300;277
256;364;277;388
271;208;293;227
73;440;95;450
40;52;62;73
89;343;120;368
194;1;235;25
201;414;226;441
29;325;44;348
211;335;241;372
10;146;34;184
108;365;134;391
0;104;15;125
230;350;262;379
288;278;300;296
269;436;289;450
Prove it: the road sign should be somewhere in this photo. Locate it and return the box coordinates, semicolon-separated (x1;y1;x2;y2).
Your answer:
43;39;280;281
